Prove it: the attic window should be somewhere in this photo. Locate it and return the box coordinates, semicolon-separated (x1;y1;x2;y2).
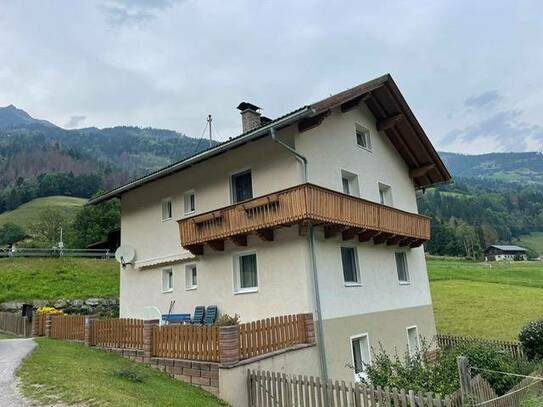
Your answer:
356;123;371;151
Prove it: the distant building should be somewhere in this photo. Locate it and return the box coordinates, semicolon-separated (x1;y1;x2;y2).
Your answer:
485;245;527;261
86;228;121;253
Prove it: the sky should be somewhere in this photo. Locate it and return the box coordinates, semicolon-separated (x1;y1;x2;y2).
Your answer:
1;0;542;154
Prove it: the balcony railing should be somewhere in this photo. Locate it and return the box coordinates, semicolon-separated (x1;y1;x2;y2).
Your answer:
178;183;430;254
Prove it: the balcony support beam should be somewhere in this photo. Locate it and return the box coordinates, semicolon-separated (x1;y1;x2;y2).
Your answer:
409;239;425;248
231;235;248;247
373;233;394;245
399;237;416;247
359;230;380;242
208;240;225;251
341;228;360;241
386;235;404;246
257;228;274;242
324;225;342;239
187;244;204;256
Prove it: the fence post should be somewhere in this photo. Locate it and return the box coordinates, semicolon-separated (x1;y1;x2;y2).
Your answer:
219;325;240;365
84;315;96;346
143;319;159;363
44;314;52;337
304;313;315;343
457;356;472;405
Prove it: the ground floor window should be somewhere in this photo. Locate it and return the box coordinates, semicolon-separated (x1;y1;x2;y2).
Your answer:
351;333;371;382
162;268;173;292
406;326;420;356
185;264;197;290
233;252;258;293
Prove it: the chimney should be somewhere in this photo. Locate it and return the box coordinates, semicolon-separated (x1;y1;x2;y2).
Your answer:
237;102;262;133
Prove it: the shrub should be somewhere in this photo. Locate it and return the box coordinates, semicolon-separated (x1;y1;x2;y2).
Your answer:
519;320;543;361
36;306;63;315
112;369;145;383
214;314;240;326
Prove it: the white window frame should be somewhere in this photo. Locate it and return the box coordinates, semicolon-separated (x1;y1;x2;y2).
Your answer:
230;167;253;204
406;325;420;356
183;190;196;215
340;169;360;197
161;198;172;221
162;268;173;293
185;264;198;290
340;246;362;287
350;332;371;382
395;251;410;285
355;123;372;152
378;182;393;206
232;250;259;294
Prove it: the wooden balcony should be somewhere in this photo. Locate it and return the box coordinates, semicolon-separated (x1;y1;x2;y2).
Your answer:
178;183;430;255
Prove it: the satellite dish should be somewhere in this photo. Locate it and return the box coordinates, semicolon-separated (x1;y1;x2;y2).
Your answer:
115;245;136;268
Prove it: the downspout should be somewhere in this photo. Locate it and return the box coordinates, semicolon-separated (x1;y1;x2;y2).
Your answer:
271;127;329;383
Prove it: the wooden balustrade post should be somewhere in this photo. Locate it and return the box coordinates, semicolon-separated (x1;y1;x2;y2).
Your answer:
84;315;96;346
44;314;52;337
304;313;315;344
143;319;159;363
219;325;240;365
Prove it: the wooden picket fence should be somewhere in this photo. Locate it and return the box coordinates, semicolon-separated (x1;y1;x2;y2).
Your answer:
35;314;47;336
0;312;32;337
92;318;144;349
240;314;307;359
247;370;451;407
50;315;86;341
152;324;220;362
436;335;523;358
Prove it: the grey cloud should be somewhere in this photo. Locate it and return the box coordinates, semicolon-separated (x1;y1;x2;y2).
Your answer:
443;109;543;152
99;0;180;25
464;90;500;109
65;115;87;128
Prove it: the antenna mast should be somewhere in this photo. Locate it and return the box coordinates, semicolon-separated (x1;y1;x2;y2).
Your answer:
207;114;212;144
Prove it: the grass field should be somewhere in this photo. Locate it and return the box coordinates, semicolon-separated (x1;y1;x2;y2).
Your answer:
0;195;85;229
18;338;224;407
428;258;543;340
0;257;118;302
0;331;17;339
515;232;543;256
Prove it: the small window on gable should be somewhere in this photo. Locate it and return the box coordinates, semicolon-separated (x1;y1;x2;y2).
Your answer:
356;123;371;150
407;326;420;356
395;252;410;284
351;333;371;382
184;190;196;215
162;268;173;292
162;199;172;221
341;170;359;197
341;247;360;285
231;170;253;203
185;264;197;290
378;183;393;206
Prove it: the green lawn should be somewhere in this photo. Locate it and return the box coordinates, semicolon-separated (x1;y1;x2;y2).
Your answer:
0;331;17;339
515;232;543;256
0;195;85;229
18;338;224;407
428;258;543;340
0;257;119;302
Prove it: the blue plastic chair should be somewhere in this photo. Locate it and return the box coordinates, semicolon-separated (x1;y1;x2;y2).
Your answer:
191;306;205;324
204;305;218;325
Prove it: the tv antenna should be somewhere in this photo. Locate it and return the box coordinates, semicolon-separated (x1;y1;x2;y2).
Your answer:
207;114;212;144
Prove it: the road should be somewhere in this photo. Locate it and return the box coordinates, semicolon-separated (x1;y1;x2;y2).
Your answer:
0;338;36;407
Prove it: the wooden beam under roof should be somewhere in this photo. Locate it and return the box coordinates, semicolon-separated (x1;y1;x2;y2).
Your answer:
341;94;371;113
409;164;436;179
298;111;330;133
376;114;404;132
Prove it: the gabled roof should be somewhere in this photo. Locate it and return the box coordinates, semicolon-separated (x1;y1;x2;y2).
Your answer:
89;74;451;205
487;245;527;252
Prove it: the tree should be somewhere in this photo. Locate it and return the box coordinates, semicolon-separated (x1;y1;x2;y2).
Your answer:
0;222;26;245
28;208;69;247
69;198;120;248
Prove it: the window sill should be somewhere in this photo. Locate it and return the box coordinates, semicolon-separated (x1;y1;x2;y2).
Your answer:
185;286;197;291
162;218;172;222
162;289;174;294
399;281;411;286
357;145;372;153
234;288;259;295
184;211;195;217
344;282;362;287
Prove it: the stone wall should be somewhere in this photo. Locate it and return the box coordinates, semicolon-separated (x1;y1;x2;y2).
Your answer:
1;297;119;318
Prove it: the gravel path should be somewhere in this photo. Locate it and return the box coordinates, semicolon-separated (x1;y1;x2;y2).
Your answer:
0;338;36;407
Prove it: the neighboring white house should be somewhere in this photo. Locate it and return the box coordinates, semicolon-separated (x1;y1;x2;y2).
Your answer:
89;74;451;383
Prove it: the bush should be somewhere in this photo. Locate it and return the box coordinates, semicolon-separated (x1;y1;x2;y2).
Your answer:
214;314;240;326
520;320;543;361
36;306;63;315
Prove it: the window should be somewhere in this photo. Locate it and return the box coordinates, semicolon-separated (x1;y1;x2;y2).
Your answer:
162;268;173;292
341;247;360;285
233;252;258;293
231;170;253;203
341;170;359;197
184;190;196;215
395;252;410;283
161;199;172;221
356;123;371;150
378;183;393;206
407;326;420;356
185;264;197;290
351;333;371;382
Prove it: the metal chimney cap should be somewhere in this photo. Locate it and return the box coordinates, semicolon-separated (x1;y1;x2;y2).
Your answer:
237;102;261;112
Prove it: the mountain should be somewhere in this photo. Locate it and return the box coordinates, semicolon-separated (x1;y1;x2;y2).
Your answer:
439;151;543;185
0;105;58;129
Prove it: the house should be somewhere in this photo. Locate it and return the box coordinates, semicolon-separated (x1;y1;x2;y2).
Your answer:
485;245;527;261
86;228;121;253
89;74;451;385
